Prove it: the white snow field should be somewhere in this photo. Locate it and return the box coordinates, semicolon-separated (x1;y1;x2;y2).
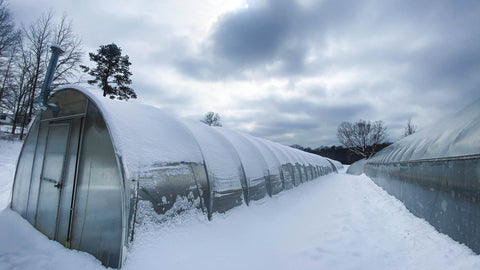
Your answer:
1;139;479;270
0;140;22;209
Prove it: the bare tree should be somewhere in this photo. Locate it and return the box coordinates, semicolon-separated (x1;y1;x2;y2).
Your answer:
0;0;21;106
337;120;388;158
0;0;18;58
51;14;82;87
0;39;20;108
201;111;222;126
0;47;19;109
403;119;417;137
0;6;85;138
20;10;53;138
9;40;33;135
3;11;83;138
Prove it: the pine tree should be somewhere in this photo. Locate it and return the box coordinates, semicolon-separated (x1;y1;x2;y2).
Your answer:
81;43;136;100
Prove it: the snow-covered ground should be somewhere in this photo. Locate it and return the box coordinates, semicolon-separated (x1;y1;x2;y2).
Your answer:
0;139;22;209
0;139;479;270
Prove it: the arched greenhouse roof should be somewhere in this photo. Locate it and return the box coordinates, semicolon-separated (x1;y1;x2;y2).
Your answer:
53;85;339;180
368;98;480;164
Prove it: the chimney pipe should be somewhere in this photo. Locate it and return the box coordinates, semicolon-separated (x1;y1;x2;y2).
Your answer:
39;44;64;112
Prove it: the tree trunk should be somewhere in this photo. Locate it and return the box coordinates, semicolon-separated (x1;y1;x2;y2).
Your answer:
0;49;15;105
11;92;26;136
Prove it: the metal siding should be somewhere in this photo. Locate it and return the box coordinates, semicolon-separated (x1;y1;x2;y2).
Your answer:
70;102;123;268
11;118;41;217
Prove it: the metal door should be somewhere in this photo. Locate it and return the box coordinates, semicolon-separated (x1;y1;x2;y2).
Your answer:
35;118;82;244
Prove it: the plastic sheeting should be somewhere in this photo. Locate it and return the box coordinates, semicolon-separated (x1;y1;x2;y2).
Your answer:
368;99;480;164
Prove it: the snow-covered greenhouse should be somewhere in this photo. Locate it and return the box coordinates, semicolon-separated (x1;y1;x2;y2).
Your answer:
365;99;480;255
10;86;341;268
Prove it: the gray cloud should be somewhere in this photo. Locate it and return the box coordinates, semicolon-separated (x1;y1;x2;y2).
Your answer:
210;0;296;66
175;0;480;93
173;0;369;79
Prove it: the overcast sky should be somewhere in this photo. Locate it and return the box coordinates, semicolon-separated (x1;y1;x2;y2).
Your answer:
9;0;480;147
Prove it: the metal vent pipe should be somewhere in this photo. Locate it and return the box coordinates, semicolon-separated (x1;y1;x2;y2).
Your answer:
39;44;64;112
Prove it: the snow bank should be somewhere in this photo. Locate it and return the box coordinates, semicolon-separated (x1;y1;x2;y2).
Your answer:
0;140;22;209
0;209;105;270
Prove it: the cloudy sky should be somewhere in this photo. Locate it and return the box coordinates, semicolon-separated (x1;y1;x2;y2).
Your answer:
9;0;480;147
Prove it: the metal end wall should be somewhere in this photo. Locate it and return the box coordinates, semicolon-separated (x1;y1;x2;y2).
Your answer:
11;89;125;268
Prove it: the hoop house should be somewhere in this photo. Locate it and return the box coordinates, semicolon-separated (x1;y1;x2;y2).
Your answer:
11;86;340;268
365;99;480;254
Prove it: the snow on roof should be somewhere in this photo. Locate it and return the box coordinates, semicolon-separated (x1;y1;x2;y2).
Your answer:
369;98;480;163
54;85;337;179
55;86;204;178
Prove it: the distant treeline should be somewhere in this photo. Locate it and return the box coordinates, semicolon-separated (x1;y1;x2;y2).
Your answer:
290;143;392;165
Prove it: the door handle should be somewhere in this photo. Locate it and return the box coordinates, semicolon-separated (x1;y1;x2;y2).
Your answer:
42;177;62;189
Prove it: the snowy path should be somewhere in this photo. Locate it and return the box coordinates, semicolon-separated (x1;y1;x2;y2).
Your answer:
0;140;479;269
124;171;480;270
